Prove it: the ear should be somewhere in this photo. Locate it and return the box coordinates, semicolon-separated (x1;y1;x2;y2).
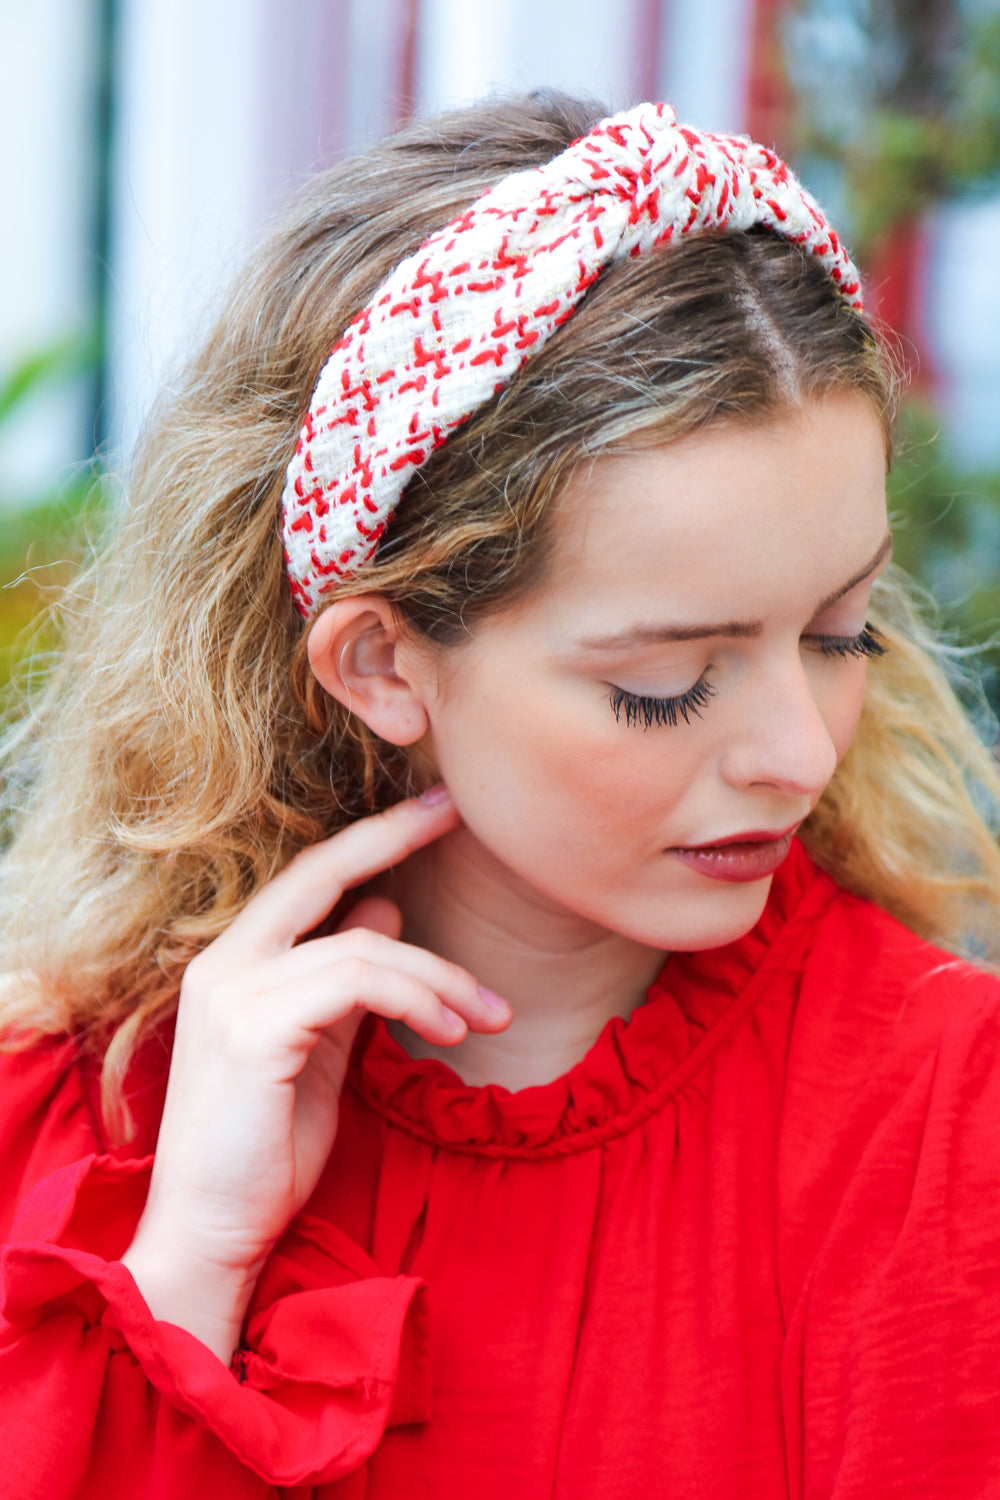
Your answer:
307;596;431;746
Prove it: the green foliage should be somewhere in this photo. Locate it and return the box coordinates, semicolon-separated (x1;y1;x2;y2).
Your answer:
888;404;1000;705
787;0;1000;712
953;11;1000;183
0;483;107;699
0;329;105;694
0;330;100;430
788;2;1000;255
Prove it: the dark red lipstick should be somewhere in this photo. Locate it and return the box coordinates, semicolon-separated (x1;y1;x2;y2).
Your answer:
668;825;799;883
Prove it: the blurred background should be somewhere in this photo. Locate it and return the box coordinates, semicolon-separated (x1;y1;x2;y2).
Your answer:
2;0;999;702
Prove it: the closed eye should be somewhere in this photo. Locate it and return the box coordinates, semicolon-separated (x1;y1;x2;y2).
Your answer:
609;676;717;729
607;624;885;730
807;623;886;660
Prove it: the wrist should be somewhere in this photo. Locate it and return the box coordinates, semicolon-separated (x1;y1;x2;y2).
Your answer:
121;1226;263;1364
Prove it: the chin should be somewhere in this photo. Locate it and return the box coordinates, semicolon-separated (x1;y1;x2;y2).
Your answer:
610;871;776;953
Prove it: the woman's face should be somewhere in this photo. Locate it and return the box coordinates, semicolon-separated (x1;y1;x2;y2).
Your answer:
414;391;890;952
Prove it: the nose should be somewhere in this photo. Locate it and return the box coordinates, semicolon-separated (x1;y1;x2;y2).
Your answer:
719;658;840;798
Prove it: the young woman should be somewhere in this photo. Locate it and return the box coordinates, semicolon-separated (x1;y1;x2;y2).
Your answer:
2;92;999;1499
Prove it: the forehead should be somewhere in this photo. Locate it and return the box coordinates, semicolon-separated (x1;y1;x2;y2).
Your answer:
543;393;888;627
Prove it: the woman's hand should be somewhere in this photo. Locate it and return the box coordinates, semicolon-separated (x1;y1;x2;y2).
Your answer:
121;788;509;1361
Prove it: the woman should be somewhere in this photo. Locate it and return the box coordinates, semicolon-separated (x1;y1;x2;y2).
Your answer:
1;92;999;1498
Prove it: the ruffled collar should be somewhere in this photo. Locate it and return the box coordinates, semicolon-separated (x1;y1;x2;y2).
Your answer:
348;841;836;1158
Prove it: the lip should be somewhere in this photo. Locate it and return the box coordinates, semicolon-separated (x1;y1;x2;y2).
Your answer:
678;823;801;850
667;824;800;884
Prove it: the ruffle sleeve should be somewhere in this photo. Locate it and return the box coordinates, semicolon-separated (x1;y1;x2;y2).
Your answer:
0;1042;430;1498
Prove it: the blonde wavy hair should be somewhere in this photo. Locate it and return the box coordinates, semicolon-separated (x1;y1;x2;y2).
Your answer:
3;91;1000;1130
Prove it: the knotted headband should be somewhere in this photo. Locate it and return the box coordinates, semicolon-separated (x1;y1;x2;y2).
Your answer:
282;101;862;615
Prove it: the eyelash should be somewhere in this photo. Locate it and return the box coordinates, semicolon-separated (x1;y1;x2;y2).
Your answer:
610;676;717;729
608;623;886;729
810;623;886;660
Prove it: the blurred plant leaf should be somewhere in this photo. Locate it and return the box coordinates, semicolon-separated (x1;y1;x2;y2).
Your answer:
0;327;100;427
0;323;107;693
0;470;109;698
789;3;1000;255
887;404;1000;706
787;0;1000;716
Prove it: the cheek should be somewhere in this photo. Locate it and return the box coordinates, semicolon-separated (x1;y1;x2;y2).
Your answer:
818;661;870;761
429;666;699;840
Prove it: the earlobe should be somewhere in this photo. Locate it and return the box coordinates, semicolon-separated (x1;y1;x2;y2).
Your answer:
307;597;431;746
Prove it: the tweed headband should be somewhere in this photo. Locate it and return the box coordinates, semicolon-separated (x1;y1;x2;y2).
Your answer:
281;101;862;616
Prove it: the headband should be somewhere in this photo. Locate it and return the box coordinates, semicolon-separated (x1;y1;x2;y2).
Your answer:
282;101;862;615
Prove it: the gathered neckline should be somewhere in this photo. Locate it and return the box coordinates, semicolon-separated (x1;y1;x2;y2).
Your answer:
347;841;836;1158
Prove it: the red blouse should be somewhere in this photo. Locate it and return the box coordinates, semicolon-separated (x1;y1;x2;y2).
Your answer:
2;842;1000;1498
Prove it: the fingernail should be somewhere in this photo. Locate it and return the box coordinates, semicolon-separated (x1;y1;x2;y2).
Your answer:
419;783;453;806
441;1005;466;1034
478;985;510;1015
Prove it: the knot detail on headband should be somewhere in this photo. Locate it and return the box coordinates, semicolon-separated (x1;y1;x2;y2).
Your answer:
282;102;862;615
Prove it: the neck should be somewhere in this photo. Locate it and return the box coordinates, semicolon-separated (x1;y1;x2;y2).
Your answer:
374;825;666;1090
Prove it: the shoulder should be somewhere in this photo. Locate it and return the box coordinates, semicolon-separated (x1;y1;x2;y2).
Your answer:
793;868;1000;1079
728;841;1000;1106
775;882;1000;1489
776;863;1000;1291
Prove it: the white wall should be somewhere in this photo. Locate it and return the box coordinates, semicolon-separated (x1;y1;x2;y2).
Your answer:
103;0;756;465
658;0;753;133
104;0;411;461
106;0;281;458
0;0;98;509
416;0;644;113
925;197;1000;471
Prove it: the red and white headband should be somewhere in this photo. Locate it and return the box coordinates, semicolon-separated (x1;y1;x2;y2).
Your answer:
281;101;862;615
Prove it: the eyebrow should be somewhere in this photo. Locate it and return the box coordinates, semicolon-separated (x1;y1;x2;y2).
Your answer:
574;533;893;651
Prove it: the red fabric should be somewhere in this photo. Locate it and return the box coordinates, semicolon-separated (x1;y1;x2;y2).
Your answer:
2;841;1000;1497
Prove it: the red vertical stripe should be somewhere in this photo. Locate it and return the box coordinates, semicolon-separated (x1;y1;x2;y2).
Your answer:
634;0;665;102
394;0;421;124
866;220;936;389
745;0;792;151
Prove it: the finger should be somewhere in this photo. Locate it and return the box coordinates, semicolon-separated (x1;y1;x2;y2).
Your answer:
266;960;472;1047
337;895;402;940
238;928;511;1033
215;790;460;957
